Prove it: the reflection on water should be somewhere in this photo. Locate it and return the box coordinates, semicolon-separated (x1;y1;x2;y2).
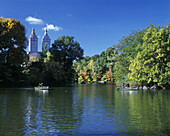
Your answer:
0;85;170;135
35;90;49;97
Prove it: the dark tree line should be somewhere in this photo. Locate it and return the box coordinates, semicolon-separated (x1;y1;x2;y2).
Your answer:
23;36;84;87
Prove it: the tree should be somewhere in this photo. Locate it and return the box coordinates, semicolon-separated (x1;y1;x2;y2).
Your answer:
0;17;28;86
128;25;170;88
0;17;27;67
73;47;118;83
105;47;117;69
25;61;45;86
42;43;47;57
50;36;84;71
113;28;147;85
87;59;95;76
43;61;66;85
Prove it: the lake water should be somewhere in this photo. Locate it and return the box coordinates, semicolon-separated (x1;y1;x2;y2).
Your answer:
0;84;170;135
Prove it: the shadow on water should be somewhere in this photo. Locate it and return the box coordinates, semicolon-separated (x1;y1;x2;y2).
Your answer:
0;84;170;135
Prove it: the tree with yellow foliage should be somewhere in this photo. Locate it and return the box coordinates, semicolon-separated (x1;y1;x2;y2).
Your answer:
128;25;170;88
0;17;28;86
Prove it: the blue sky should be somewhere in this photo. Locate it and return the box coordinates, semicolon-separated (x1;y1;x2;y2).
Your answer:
0;0;169;57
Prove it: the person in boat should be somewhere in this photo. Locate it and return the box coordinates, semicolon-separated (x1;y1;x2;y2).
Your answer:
38;83;43;87
122;83;125;88
126;82;130;87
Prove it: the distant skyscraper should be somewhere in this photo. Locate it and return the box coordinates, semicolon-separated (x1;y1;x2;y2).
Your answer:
28;28;40;60
27;28;51;61
28;28;38;53
42;29;51;52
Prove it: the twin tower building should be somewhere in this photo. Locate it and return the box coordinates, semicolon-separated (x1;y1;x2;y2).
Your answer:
28;28;51;58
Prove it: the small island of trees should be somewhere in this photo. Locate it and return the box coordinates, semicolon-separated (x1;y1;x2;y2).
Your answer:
0;17;169;89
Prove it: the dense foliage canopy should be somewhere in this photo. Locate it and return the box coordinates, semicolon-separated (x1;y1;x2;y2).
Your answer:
73;24;169;89
23;36;84;86
113;28;148;85
50;36;84;71
128;25;170;88
0;17;28;86
0;17;169;89
73;47;118;83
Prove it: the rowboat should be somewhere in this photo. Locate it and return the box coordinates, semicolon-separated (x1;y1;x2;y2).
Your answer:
98;81;106;84
34;86;49;90
117;87;138;91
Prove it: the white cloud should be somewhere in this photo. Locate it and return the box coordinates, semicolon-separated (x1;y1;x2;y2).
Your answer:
43;24;62;31
25;16;43;24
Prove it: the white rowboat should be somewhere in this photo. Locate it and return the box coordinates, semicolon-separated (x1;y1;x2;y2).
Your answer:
34;86;49;90
117;87;138;91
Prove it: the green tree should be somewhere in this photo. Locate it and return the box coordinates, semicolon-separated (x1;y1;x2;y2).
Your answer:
113;28;147;85
128;25;170;88
73;47;118;83
0;17;27;67
25;61;44;86
43;61;66;85
50;36;84;71
87;60;95;77
0;17;28;86
42;43;47;57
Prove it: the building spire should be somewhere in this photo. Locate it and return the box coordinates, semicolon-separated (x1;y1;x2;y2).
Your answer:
43;28;48;36
29;28;38;53
32;28;35;35
42;28;51;52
